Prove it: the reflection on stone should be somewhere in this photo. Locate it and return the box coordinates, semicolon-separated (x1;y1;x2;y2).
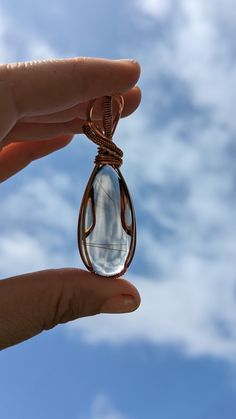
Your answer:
79;165;135;277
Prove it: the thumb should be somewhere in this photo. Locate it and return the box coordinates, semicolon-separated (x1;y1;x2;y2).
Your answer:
0;268;140;350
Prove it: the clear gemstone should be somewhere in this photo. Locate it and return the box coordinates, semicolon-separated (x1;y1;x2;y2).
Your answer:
78;164;136;277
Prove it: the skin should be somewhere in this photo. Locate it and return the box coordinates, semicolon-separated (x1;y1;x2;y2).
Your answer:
0;57;141;350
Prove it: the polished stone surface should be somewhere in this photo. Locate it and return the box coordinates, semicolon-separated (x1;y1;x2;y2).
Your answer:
79;165;134;276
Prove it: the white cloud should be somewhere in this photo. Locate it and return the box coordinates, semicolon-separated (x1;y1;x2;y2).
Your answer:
7;168;236;360
82;394;128;419
26;40;57;60
0;171;80;277
1;173;76;233
68;0;236;361
1;0;236;362
0;6;56;62
70;262;236;359
0;231;50;276
135;0;236;129
137;0;173;19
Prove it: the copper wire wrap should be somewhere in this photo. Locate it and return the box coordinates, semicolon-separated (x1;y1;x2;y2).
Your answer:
82;95;124;168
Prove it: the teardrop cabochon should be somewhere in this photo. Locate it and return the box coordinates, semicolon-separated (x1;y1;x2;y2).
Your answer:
78;164;136;278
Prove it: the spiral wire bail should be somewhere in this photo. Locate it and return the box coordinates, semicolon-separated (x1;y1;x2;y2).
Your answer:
82;95;124;167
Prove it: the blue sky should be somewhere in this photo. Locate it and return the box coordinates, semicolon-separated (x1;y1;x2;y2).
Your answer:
1;0;236;418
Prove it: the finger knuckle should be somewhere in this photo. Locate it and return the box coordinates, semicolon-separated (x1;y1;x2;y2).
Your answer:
42;269;100;331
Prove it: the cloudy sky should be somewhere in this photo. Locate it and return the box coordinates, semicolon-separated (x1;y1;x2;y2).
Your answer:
1;0;236;418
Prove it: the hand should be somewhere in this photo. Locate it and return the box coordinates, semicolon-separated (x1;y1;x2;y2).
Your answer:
0;57;141;350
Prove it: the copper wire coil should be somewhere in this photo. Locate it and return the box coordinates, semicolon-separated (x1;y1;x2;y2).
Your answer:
82;95;124;168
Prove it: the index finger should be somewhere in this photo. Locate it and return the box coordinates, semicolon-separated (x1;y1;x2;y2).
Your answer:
1;57;140;118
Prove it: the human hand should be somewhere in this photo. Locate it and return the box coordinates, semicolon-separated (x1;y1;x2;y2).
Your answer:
0;57;141;350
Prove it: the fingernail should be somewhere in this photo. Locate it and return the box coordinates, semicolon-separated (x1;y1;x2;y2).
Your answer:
116;59;139;64
101;294;138;314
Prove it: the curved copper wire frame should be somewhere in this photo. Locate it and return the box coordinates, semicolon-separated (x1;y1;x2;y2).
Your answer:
87;95;124;133
78;95;136;278
78;165;136;277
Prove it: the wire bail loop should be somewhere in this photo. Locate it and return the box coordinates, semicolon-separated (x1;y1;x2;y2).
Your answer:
82;95;124;167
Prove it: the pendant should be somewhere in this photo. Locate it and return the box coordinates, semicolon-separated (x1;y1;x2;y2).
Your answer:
78;96;136;277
